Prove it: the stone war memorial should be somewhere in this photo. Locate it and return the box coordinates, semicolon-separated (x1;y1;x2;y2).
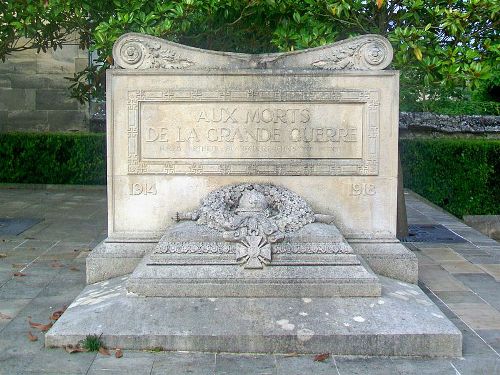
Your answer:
47;33;462;356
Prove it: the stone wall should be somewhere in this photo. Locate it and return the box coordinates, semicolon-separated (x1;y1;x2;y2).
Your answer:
400;112;499;136
0;42;89;132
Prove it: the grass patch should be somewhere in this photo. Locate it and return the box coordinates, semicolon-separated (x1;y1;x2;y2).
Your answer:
80;335;103;352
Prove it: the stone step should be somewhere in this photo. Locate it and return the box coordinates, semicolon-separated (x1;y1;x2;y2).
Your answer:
126;256;382;297
46;275;462;357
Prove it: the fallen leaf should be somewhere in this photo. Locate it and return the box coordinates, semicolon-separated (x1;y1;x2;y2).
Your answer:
64;344;87;353
0;312;12;320
314;353;330;362
28;331;38;342
115;348;123;358
50;306;67;321
13;272;27;277
69;266;79;271
99;347;110;356
0;253;7;258
28;317;53;332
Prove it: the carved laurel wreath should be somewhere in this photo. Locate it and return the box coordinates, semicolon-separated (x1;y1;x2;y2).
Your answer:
195;184;315;233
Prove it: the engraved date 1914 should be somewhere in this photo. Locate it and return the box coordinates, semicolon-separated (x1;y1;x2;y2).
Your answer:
130;182;157;195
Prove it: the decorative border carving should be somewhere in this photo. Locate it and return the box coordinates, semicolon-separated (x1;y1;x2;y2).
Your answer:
127;89;380;176
153;242;353;255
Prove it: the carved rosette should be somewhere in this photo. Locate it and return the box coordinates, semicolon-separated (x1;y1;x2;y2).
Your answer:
311;37;392;70
113;33;393;71
114;36;195;70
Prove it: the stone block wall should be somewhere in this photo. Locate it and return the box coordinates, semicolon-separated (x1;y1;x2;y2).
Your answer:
0;42;89;132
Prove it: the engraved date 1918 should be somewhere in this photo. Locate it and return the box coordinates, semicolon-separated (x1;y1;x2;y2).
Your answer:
350;183;376;196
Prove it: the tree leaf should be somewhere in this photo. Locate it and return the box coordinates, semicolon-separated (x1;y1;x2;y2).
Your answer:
13;272;27;277
413;47;423;61
27;317;53;332
99;347;110;356
64;344;87;353
314;353;330;362
50;306;67;321
376;0;384;9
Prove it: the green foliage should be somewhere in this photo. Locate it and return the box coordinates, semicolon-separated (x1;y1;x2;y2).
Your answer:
0;133;106;185
400;138;500;218
1;1;498;109
80;335;103;352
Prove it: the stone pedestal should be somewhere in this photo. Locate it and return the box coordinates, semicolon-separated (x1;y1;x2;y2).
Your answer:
127;221;381;297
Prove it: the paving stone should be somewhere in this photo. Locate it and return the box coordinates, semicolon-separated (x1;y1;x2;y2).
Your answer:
440;261;484;274
0;278;49;299
215;354;276;375
447;303;500;330
475;329;500;354
388;358;457;374
276;355;339;375
414;251;437;266
22;348;95;374
464;256;500;265
151;352;216;375
0;353;35;375
88;351;155;375
451;354;500;375
434;291;485;305
477;264;500;281
418;265;469;292
420;247;467;262
335;357;457;375
0;298;31;330
454;274;500;310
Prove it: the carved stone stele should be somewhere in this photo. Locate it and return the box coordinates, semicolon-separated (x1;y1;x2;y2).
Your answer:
113;33;393;71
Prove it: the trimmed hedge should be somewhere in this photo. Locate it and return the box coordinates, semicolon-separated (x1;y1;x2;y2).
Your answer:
0;133;106;185
400;138;500;218
0;133;498;218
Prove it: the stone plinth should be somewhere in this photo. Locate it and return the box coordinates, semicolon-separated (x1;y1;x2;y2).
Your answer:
127;219;381;297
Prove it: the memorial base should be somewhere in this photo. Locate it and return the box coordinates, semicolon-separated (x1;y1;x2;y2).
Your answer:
46;275;461;357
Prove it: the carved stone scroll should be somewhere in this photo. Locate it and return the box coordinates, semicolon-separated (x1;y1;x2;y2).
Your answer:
113;33;393;71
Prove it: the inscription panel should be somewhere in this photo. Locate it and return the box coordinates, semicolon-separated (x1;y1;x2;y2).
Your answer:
141;103;363;160
127;89;380;176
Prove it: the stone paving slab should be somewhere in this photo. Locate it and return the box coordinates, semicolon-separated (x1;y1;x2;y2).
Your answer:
0;187;499;374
